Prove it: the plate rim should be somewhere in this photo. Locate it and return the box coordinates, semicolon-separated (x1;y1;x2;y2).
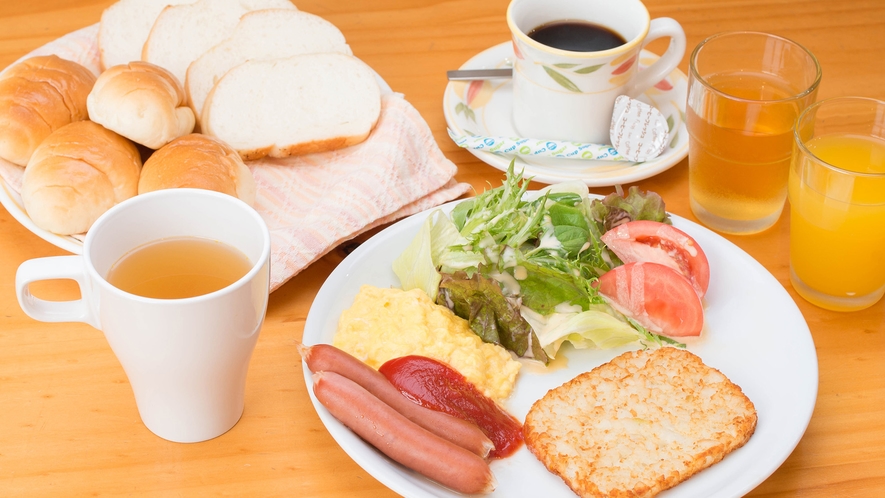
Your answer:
0;178;83;254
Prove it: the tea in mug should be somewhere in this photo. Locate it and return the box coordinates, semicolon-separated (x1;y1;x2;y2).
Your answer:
107;237;252;299
527;21;627;52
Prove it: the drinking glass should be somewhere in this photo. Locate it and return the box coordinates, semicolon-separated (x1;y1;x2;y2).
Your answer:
686;31;821;234
788;96;885;312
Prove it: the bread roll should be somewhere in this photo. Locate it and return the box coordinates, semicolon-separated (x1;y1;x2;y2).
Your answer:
0;55;96;166
98;0;198;71
88;61;195;149
138;133;256;205
201;53;382;160
185;8;351;121
21;121;142;235
141;0;297;84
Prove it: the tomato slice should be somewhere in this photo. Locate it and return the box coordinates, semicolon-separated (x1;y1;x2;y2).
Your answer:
601;220;710;298
595;262;704;337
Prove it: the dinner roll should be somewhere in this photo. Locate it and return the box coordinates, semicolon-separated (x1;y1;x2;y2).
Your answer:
138;133;256;205
21;121;142;235
88;61;195;149
0;55;96;166
201;53;381;159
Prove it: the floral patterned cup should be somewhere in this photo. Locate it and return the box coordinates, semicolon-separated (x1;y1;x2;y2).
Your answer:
507;0;685;144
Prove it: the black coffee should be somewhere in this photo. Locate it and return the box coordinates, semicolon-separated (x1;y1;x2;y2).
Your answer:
527;20;627;52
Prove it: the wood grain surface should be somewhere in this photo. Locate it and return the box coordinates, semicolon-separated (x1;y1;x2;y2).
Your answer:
0;0;883;496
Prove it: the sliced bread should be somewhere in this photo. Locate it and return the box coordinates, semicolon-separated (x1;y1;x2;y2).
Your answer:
524;347;757;498
98;0;197;71
186;8;351;121
201;53;382;160
141;0;297;84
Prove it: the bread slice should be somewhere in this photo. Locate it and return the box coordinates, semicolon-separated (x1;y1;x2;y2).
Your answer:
201;53;382;160
98;0;198;71
186;8;351;121
142;0;297;84
524;347;757;498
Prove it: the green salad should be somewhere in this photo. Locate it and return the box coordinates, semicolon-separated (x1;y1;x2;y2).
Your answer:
393;163;683;364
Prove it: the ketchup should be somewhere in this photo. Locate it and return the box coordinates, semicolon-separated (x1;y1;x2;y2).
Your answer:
379;355;523;459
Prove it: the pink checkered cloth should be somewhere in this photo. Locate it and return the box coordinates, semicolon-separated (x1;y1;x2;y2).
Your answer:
0;24;471;291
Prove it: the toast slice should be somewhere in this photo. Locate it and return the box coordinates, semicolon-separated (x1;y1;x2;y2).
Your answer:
142;0;297;84
524;347;757;498
200;52;381;160
98;0;198;71
185;8;351;121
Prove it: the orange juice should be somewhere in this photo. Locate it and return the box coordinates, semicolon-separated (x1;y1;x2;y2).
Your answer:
688;71;810;233
789;133;885;311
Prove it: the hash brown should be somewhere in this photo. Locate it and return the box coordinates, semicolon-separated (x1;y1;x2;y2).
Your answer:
524;347;757;498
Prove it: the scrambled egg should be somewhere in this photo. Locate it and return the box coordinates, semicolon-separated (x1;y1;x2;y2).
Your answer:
333;285;521;402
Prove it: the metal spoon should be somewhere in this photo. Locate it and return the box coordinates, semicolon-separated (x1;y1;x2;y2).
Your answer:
446;68;513;81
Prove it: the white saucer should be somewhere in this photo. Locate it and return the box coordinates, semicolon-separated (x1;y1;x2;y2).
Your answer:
443;42;689;186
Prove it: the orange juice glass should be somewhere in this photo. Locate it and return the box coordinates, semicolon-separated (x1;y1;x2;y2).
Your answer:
789;97;885;311
687;32;821;234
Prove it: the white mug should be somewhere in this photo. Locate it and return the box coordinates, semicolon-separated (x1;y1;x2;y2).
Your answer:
507;0;686;144
15;189;271;443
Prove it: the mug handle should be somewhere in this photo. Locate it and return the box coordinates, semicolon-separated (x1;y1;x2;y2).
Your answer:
15;256;99;329
625;17;686;98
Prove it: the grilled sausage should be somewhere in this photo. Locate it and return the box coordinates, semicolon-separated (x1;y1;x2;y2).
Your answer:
313;371;497;495
300;343;494;458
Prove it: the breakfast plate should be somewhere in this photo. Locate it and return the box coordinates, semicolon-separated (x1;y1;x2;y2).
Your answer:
302;194;818;498
443;42;689;186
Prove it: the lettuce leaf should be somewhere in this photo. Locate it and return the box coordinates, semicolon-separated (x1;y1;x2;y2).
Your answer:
429;211;484;273
392;215;441;300
437;271;549;363
522;306;644;358
589;185;672;232
504;259;596;315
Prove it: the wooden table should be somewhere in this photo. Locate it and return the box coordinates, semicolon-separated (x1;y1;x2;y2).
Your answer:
1;0;883;496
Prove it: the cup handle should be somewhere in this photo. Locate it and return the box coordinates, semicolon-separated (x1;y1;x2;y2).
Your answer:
625;17;686;98
15;256;99;329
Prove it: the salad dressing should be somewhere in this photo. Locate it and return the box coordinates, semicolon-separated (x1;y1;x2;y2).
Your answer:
489;271;521;296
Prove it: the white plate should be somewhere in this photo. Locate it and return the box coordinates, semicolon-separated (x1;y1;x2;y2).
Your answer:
443;42;690;186
302;195;818;498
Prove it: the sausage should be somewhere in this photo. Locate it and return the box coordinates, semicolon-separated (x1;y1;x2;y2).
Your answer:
313;371;497;495
300;343;494;458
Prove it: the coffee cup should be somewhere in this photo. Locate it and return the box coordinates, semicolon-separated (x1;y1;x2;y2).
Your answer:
15;189;271;443
507;0;686;144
